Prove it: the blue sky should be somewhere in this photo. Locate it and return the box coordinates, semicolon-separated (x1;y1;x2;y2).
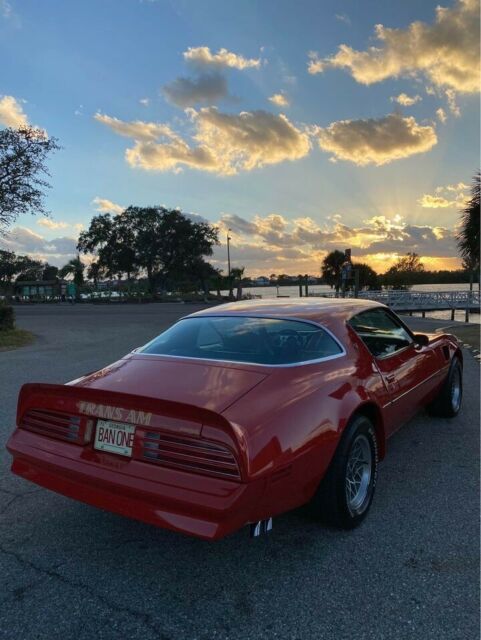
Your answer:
0;0;479;274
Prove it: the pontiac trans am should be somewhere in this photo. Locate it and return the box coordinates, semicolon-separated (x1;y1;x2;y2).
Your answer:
7;299;463;539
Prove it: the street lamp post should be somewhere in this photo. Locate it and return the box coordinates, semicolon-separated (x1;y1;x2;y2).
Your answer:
227;229;232;298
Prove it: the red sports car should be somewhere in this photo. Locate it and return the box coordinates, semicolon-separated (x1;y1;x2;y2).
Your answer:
7;299;463;539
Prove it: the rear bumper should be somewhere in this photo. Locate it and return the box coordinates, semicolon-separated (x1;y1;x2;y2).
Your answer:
6;429;267;540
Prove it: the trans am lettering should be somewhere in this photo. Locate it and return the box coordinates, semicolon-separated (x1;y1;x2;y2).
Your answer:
77;401;152;426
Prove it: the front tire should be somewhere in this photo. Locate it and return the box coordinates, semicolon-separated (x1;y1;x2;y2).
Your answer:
314;415;378;529
427;356;463;418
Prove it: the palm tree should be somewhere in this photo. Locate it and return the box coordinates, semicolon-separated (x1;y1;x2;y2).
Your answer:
59;256;85;287
457;172;480;277
230;266;245;300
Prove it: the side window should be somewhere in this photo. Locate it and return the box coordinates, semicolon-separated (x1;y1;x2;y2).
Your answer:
349;309;413;359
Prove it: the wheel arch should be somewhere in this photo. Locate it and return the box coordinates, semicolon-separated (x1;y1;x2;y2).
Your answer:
349;402;386;461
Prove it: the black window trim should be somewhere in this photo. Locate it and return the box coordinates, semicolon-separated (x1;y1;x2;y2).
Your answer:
348;307;415;361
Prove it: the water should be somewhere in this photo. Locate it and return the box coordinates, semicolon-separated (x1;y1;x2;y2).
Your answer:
225;283;480;324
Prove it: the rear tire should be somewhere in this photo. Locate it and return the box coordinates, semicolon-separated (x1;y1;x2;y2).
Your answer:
314;415;378;529
427;356;463;418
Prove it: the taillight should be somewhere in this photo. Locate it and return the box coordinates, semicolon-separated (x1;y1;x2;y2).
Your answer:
20;409;93;444
135;429;241;481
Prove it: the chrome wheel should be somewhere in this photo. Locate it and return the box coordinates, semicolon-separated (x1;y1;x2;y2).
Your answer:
451;366;462;413
345;434;372;515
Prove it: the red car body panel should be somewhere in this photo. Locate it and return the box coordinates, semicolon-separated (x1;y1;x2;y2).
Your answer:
6;299;460;539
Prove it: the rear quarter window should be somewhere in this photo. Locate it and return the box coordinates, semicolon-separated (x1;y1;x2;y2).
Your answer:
139;316;344;365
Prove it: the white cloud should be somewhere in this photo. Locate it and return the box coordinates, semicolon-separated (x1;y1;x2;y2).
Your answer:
139;98;150;106
316;113;437;166
390;93;422;106
335;13;351;25
1;0;12;18
0;95;28;128
37;218;69;230
92;197;124;214
436;107;447;123
94;113;178;142
98;108;311;175
163;73;228;107
418;181;469;207
268;93;289;107
308;0;480;94
183;46;261;70
0;226;78;266
445;88;461;115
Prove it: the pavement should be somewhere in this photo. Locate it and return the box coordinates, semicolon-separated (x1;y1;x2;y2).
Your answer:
0;304;479;640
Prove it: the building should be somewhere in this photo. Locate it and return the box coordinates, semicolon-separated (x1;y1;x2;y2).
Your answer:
14;279;68;301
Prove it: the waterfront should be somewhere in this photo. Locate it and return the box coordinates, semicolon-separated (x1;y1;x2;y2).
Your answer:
233;283;481;324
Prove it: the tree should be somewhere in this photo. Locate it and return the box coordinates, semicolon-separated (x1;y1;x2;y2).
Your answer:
353;263;379;290
42;264;58;281
14;255;45;281
321;250;346;291
59;257;85;287
0;126;60;231
457;172;480;272
383;252;424;289
230;266;245;300
78;207;219;294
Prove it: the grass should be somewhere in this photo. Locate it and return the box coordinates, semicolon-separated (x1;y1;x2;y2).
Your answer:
0;328;35;351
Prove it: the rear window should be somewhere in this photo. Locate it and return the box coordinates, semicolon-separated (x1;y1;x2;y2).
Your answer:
139;316;343;365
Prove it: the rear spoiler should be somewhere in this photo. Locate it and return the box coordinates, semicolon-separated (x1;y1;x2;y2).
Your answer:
17;383;234;440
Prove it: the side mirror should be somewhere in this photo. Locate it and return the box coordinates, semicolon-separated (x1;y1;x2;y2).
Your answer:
414;333;429;347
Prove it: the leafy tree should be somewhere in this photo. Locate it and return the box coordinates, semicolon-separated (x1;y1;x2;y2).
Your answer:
0;126;60;231
321;250;346;291
457;172;480;272
0;250;17;286
59;257;85;287
15;255;45;281
353;263;379;290
78;207;219;293
383;252;424;289
42;264;58;280
87;261;105;288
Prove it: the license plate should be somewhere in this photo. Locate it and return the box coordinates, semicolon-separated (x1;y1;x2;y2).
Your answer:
94;420;135;457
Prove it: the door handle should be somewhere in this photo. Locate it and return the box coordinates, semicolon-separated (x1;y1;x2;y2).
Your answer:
386;374;396;384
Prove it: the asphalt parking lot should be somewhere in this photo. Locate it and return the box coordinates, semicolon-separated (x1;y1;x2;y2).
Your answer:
1;303;479;640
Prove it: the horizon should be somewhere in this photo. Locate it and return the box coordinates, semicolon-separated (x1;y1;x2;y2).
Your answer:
0;0;479;276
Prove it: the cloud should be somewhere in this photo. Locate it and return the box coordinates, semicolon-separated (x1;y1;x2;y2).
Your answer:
418;194;453;208
268;93;289;107
0;95;28;128
418;181;468;207
436;107;447;123
0;227;78;266
391;93;422;106
163;73;229;107
335;13;351;25
37;218;69;230
212;211;459;274
308;0;480;94
183;46;261;70
92;196;124;215
315;113;437;166
139;98;150;106
1;0;12;18
94;113;178;142
98;108;311;175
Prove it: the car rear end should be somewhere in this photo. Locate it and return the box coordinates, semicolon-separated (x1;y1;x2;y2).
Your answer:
7;383;267;540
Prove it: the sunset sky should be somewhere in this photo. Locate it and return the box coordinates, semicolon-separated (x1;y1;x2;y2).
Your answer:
0;0;479;275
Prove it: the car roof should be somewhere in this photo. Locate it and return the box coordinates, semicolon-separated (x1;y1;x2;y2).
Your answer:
187;297;385;326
